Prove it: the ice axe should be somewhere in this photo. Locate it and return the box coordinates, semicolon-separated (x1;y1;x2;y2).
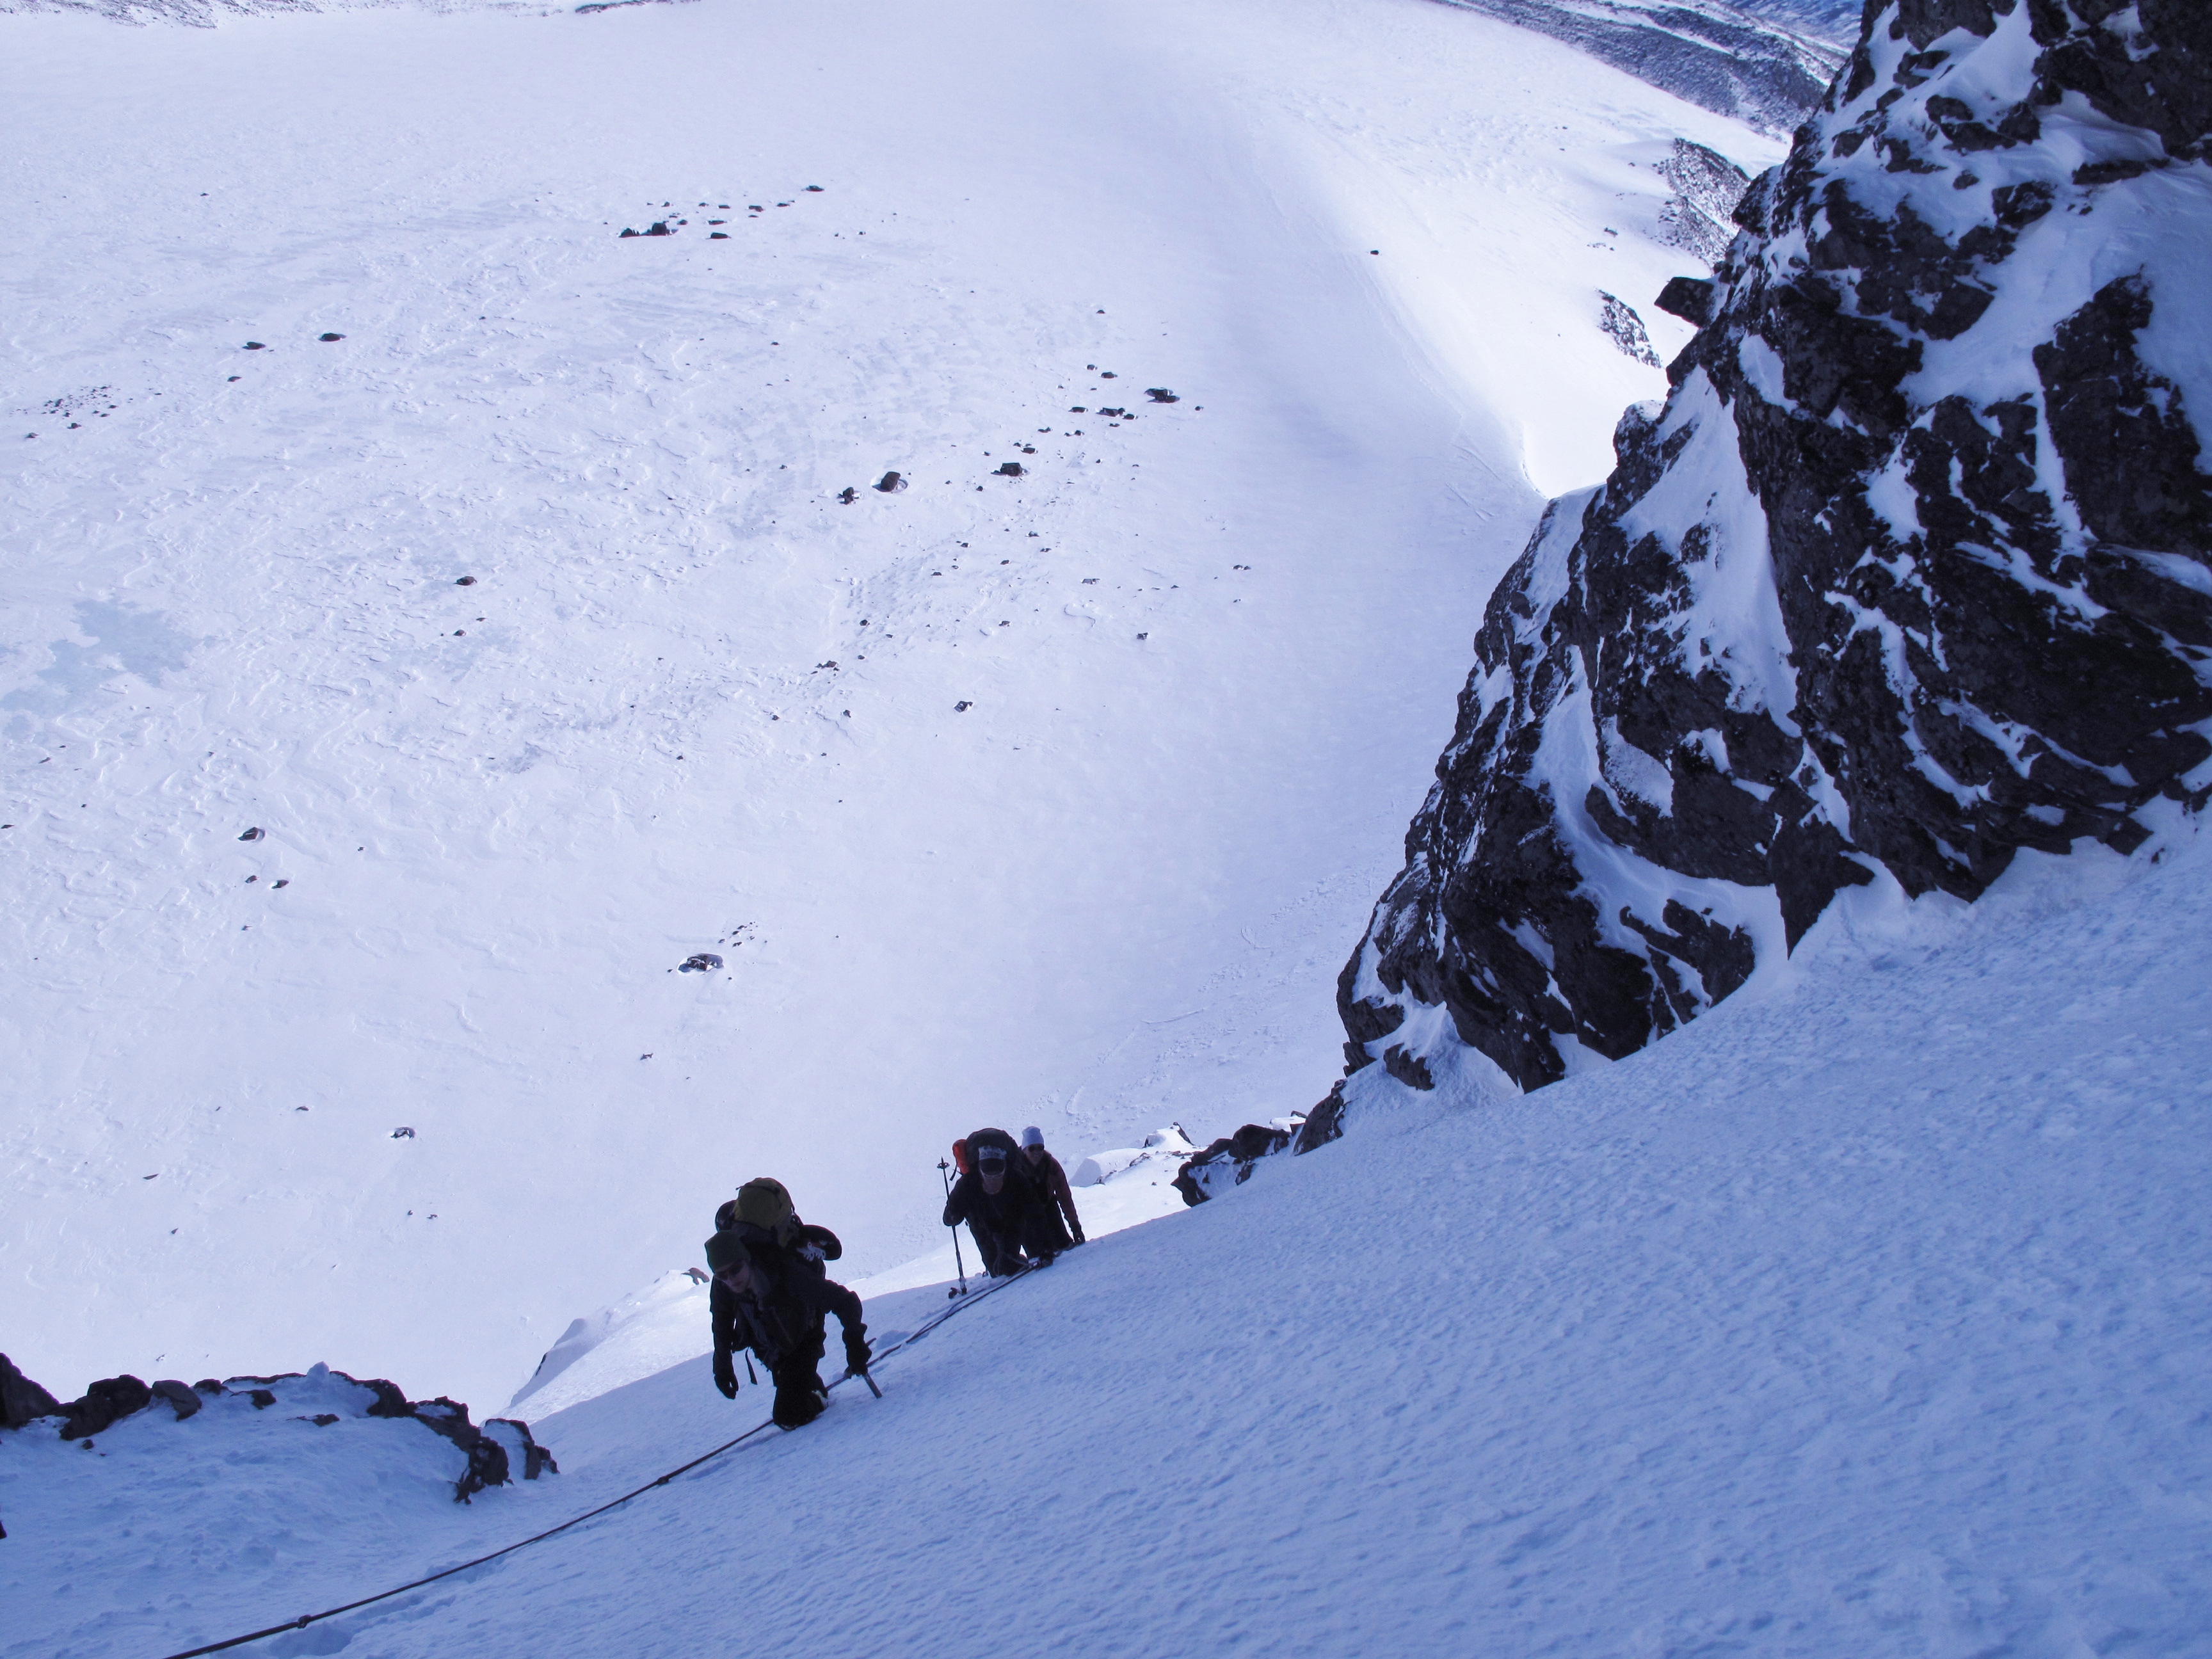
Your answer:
937;1158;970;1297
845;1368;883;1399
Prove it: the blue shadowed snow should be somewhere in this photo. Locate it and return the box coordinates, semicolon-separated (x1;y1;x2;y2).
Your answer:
8;830;2206;1656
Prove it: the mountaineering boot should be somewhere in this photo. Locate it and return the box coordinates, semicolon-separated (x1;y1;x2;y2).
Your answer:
771;1368;829;1430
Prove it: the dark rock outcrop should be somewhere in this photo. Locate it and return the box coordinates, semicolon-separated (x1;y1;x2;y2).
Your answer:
1599;292;1662;365
1;1354;63;1429
1173;1084;1347;1204
1344;0;2212;1093
59;1374;152;1439
1656;139;1754;263
150;1379;202;1420
8;1361;556;1503
222;1371;557;1501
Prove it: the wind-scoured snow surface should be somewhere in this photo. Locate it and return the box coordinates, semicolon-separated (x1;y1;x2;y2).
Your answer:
0;0;1781;1408
7;834;2208;1657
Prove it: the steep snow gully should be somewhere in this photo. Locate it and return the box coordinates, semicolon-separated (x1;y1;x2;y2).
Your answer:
5;0;2211;1654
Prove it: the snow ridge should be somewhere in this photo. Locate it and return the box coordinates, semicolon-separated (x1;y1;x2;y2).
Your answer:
1343;0;2212;1091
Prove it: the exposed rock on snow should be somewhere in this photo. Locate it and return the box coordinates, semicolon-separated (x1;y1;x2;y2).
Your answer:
1173;1084;1344;1203
1432;0;1845;133
58;1373;153;1438
1655;137;1752;262
3;1363;554;1503
1343;0;2212;1092
1;1353;63;1429
1598;291;1662;364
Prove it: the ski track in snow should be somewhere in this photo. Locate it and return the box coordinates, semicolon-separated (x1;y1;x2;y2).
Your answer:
0;0;1781;1408
6;831;2207;1657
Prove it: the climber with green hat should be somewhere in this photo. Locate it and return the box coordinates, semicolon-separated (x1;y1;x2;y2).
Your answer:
706;1187;870;1431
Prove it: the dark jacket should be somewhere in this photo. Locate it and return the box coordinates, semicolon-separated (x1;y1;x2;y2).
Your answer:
943;1167;1056;1272
710;1243;863;1374
1024;1149;1084;1244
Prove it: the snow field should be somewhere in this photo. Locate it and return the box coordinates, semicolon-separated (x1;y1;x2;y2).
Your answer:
2;0;1774;1408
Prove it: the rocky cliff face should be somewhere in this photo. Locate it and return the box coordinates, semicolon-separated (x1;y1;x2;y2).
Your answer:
1344;0;2212;1094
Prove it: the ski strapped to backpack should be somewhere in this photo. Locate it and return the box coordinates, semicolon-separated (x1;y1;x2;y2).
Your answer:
154;1260;1042;1659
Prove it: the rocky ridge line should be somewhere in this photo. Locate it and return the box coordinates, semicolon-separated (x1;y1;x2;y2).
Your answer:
1340;0;2212;1094
0;1352;554;1504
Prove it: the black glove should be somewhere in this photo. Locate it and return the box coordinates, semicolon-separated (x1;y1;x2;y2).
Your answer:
713;1352;738;1399
843;1330;872;1375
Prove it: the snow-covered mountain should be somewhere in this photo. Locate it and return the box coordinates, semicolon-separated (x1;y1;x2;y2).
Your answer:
1343;0;2212;1094
6;0;2210;1651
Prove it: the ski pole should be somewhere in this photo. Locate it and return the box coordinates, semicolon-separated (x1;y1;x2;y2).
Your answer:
938;1158;970;1297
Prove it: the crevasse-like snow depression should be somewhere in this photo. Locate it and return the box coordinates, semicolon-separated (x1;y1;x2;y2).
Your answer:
1;0;1775;1408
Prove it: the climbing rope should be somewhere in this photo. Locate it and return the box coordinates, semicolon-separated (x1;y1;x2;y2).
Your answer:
156;1265;1036;1659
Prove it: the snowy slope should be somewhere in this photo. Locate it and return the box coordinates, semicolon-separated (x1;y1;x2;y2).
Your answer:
1;0;1783;1410
504;1128;1192;1420
6;827;2206;1658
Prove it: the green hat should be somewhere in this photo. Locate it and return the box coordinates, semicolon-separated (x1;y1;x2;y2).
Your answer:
705;1231;751;1274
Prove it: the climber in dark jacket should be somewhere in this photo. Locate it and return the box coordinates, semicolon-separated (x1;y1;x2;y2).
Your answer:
942;1130;1058;1275
1020;1125;1086;1247
707;1231;869;1429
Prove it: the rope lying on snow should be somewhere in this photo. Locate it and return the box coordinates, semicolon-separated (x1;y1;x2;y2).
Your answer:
157;1266;1033;1659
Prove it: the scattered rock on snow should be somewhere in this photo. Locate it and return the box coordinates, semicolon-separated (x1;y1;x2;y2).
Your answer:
392;1126;415;1139
995;461;1024;476
678;953;723;972
954;700;974;712
238;826;265;842
456;575;477;586
318;332;344;342
1598;291;1662;365
1145;387;1179;403
874;471;906;492
837;486;859;504
1656;138;1752;263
